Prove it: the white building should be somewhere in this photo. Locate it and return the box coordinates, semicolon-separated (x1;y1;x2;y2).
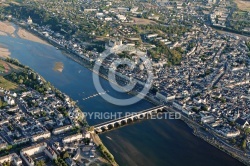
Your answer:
217;129;241;138
173;101;185;111
156;91;175;102
84;9;97;12
21;142;47;156
0;136;8;150
201;116;215;123
96;13;104;18
116;14;126;21
0;153;22;166
63;133;83;144
27;16;33;24
20;143;47;166
146;34;158;39
4;95;15;105
105;17;112;21
182;109;195;116
52;125;73;135
31;131;51;142
223;130;241;138
44;146;57;160
20;142;57;166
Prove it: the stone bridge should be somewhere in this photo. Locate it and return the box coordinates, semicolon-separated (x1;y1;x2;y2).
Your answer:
94;105;166;133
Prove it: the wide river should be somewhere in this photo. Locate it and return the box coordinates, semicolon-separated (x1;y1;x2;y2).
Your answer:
0;33;245;166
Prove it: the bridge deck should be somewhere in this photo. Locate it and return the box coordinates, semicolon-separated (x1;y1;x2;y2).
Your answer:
94;105;165;128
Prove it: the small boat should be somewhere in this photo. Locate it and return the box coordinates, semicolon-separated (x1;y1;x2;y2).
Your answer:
106;136;112;140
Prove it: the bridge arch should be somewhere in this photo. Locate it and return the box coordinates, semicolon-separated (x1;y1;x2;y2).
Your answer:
107;123;114;129
114;121;121;127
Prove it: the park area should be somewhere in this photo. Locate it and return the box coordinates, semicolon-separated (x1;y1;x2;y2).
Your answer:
0;76;17;90
0;60;22;90
0;60;9;74
129;17;156;25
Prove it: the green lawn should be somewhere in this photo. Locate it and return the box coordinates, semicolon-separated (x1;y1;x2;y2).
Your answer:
0;76;17;90
0;64;5;73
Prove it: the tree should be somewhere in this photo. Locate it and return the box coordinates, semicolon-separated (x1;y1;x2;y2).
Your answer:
63;151;70;159
19;79;23;84
35;160;45;166
41;111;46;117
246;41;250;50
87;126;94;132
31;73;37;80
201;105;208;111
230;138;236;144
242;139;247;150
2;161;10;166
83;138;91;145
245;128;250;134
192;107;199;113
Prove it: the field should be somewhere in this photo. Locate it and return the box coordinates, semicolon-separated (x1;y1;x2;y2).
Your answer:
0;60;23;90
0;64;5;73
0;76;17;90
0;60;22;75
128;17;156;25
234;0;250;11
17;28;51;46
0;60;10;74
0;21;16;37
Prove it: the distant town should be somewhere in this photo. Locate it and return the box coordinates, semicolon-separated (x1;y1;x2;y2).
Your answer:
0;0;250;165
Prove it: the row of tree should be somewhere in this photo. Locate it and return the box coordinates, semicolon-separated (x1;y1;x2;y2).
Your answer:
5;70;50;94
98;144;115;163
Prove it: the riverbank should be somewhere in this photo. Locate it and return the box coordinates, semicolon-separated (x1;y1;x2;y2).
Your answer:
17;27;51;46
0;45;10;59
0;21;51;46
91;132;118;166
0;31;7;36
178;112;249;166
0;21;16;37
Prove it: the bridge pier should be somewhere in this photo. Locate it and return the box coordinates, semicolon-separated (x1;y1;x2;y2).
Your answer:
103;125;108;131
117;121;122;126
95;127;103;133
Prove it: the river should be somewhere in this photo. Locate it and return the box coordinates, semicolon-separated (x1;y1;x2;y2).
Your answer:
0;34;245;166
